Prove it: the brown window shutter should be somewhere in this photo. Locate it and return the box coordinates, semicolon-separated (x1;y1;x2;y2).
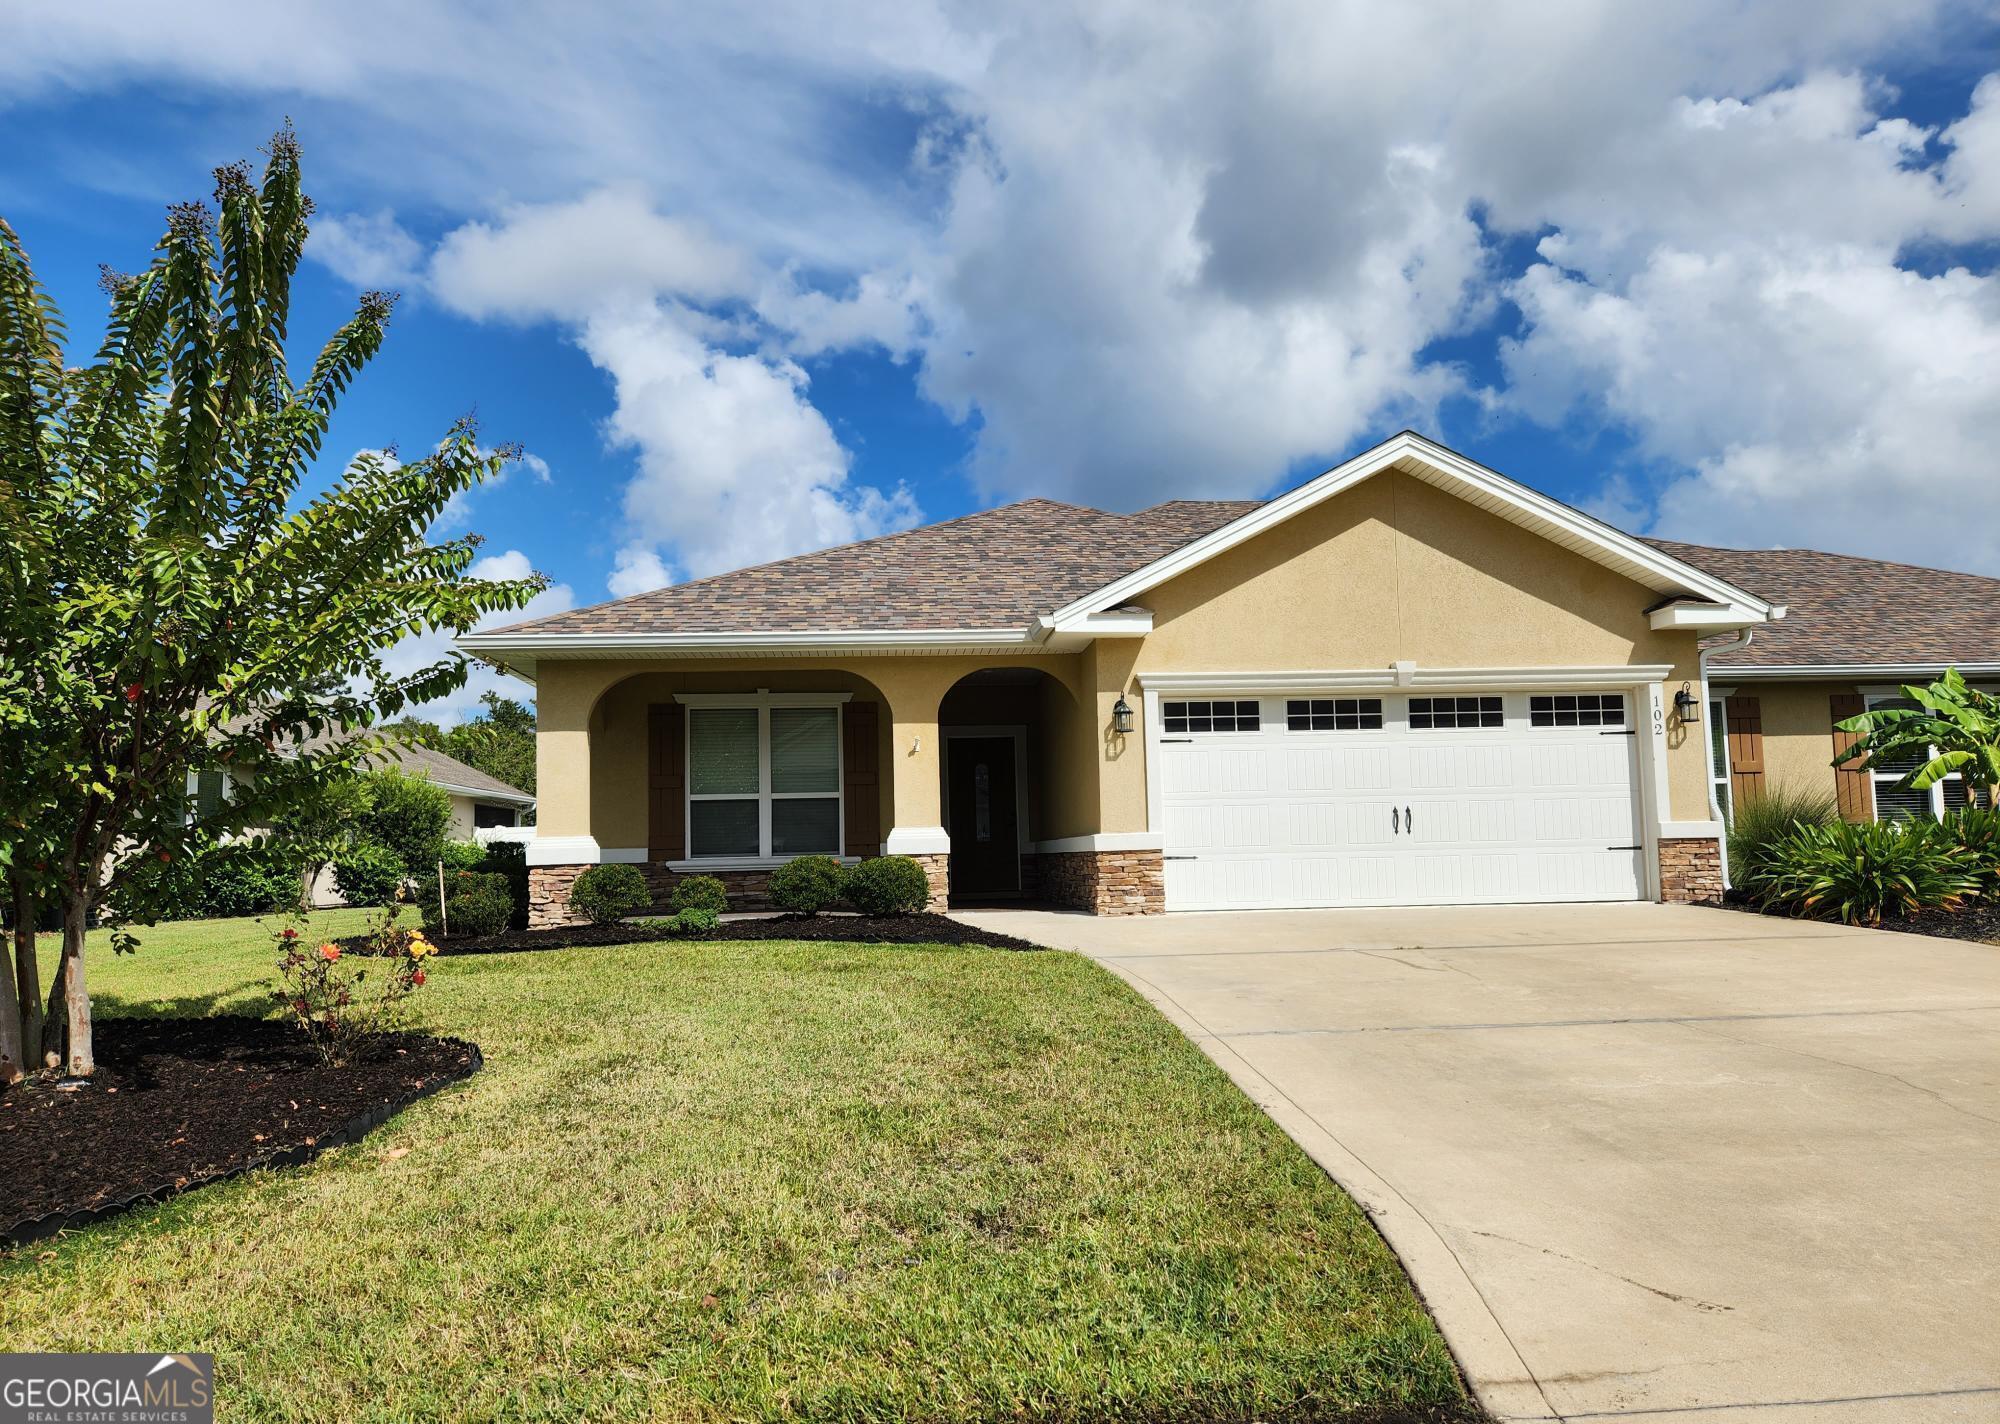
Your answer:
842;701;881;857
1829;692;1874;823
648;703;685;860
1724;695;1764;808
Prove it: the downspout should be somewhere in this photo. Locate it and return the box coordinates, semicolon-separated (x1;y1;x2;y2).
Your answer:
1701;628;1754;889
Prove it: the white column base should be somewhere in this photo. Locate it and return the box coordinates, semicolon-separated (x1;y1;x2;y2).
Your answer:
884;826;951;855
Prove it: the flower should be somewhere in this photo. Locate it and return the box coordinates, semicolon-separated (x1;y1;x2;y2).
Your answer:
281;927;299;941
407;934;437;961
124;683;143;702
318;942;341;962
158;851;172;863
411;969;426;987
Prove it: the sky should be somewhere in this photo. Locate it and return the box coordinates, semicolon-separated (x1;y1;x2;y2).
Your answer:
5;1;2000;721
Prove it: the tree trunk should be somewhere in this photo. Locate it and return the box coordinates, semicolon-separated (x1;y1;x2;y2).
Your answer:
12;875;43;1074
58;886;92;1078
0;894;22;1086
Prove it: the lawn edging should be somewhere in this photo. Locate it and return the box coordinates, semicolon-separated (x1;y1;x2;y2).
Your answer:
3;1031;484;1249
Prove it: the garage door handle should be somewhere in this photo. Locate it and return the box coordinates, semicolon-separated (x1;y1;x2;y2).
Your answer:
1404;805;1413;832
1390;806;1399;834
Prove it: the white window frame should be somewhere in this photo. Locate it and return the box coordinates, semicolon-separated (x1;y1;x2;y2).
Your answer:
1707;689;1733;824
1859;689;1963;823
676;691;850;863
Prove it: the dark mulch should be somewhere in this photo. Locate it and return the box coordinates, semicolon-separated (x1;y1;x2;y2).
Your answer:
1;1017;480;1245
1719;892;2000;945
346;911;1047;957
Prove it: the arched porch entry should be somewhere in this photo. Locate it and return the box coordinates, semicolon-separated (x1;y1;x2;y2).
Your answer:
937;667;1086;905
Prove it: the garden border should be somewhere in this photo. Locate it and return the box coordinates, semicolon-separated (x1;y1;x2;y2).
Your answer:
2;1036;484;1248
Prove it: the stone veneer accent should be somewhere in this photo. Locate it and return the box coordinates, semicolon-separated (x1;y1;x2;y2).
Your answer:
1657;836;1723;906
530;855;952;928
1039;849;1165;915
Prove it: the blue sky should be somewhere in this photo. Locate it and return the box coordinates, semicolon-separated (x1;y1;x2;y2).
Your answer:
5;2;1999;718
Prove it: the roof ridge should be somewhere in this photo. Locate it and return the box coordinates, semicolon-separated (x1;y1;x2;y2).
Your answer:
486;496;1113;637
1646;536;2000;586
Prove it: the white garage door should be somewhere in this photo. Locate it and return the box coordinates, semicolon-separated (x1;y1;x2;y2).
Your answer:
1158;691;1645;911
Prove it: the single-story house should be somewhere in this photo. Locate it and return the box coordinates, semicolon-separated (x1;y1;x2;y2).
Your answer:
189;740;536;839
459;431;1995;927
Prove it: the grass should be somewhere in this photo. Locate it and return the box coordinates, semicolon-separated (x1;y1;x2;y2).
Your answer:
4;914;1469;1423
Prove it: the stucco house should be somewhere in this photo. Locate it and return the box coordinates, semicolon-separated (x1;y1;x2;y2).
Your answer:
460;432;1995;927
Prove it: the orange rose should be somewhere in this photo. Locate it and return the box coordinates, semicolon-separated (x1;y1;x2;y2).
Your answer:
318;942;341;962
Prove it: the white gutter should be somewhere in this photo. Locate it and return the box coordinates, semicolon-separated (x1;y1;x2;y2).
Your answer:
1701;628;1754;889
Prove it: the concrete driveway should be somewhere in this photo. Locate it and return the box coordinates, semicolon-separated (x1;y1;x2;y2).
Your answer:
954;903;2000;1423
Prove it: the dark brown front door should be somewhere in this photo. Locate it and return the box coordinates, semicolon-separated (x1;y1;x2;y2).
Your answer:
946;736;1019;897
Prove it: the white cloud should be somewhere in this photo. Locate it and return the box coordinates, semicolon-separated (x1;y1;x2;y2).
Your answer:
428;186;747;322
608;544;671;598
584;301;919;578
15;1;2000;574
311;208;423;289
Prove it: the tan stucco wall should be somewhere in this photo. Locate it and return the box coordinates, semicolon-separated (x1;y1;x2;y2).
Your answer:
1109;471;1712;827
536;655;1092;847
1733;680;1850;802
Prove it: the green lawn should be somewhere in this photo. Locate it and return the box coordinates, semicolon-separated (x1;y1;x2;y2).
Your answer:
4;915;1469;1423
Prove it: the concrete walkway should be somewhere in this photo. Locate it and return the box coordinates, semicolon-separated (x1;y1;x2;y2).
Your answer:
953;903;2000;1423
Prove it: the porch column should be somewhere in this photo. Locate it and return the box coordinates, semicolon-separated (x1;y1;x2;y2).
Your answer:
880;671;952;911
526;665;599;928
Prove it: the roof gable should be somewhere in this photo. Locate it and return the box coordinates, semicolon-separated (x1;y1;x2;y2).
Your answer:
1042;432;1775;633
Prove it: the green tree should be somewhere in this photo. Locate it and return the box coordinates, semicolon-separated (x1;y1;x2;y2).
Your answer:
355;768;454;882
1834;667;2000;807
442;692;537;798
0;129;542;1077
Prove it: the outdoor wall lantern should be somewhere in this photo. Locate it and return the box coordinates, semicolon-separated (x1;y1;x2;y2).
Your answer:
1673;686;1700;724
1111;695;1135;734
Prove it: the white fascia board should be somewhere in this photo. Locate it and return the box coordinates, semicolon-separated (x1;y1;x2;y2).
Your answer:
1036;609;1152;638
1137;664;1676;694
1045;431;1777;627
1719;662;2000;680
434;782;537;804
1648;601;1784;631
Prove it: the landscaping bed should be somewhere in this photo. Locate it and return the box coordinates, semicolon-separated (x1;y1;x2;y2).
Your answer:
345;910;1047;956
1;1016;480;1245
1720;892;2000;945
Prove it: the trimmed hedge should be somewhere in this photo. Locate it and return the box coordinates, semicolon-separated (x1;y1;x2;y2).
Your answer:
571;863;652;924
842;856;930;916
769;855;844;915
332;841;405;908
667;874;729;915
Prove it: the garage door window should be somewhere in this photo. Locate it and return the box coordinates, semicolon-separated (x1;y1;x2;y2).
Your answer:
1163;699;1260;733
1529;693;1625;728
1409;696;1502;730
1286;698;1382;731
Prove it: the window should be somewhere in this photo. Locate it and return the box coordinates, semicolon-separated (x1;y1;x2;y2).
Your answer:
1408;696;1502;730
473;804;518;829
1864;694;1963;823
1528;693;1625;728
1286;698;1382;731
1709;699;1732;822
1162;699;1260;733
685;697;843;859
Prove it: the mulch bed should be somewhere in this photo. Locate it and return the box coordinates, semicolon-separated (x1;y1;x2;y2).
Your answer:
1;1017;480;1246
345;911;1047;957
1719;892;2000;944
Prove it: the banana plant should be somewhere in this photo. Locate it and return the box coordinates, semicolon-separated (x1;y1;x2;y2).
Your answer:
1833;667;2000;802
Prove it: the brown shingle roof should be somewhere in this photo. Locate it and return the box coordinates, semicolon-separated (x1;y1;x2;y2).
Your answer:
1644;539;2000;669
488;497;1264;636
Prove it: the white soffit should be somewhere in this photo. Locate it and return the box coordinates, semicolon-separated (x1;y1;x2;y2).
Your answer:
1046;431;1778;629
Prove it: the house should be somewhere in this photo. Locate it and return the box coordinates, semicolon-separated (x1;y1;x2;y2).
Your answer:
189;739;536;839
460;431;1991;927
1643;541;2000;825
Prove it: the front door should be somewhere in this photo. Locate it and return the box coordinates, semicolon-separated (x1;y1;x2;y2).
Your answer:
946;736;1020;897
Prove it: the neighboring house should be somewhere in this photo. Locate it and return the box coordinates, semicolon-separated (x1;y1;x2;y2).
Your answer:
1643;541;2000;826
471;429;1835;927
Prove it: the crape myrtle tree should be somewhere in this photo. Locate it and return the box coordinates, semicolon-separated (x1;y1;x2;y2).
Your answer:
0;128;543;1081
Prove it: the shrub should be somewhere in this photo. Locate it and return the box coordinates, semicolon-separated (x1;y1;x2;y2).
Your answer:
199;842;306;919
427;886;511;939
478;838;530;929
769;855;844;915
572;863;653;923
1727;784;1839;888
842;855;931;916
668;906;720;936
441;839;487;873
332;840;406;908
1942;806;2000;897
667;874;729;915
1742;819;1981;925
357;769;453;879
